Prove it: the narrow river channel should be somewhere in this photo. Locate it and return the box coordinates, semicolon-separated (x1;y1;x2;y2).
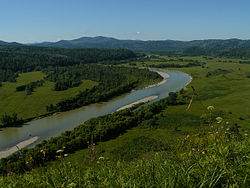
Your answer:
0;69;191;152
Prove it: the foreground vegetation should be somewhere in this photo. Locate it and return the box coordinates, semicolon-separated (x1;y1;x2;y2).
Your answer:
1;124;248;187
0;54;249;187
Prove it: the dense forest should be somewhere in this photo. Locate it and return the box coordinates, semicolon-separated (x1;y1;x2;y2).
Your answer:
0;45;136;83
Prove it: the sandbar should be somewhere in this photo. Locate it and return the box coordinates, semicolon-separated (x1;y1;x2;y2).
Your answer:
0;136;39;159
146;70;170;88
116;95;158;111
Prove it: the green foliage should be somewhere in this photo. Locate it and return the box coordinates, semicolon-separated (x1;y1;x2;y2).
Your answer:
0;45;136;82
183;46;208;56
16;79;45;95
0;93;176;174
0;46;159;124
110;136;162;161
0;72;98;122
1;54;250;187
0;113;23;128
46;66;161;112
0;119;248;187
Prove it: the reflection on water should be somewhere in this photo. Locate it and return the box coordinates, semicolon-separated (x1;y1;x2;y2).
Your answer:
0;70;191;150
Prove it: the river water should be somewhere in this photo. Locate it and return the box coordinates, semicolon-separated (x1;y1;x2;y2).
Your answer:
0;70;191;151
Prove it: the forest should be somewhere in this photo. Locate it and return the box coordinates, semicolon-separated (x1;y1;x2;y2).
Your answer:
0;45;136;83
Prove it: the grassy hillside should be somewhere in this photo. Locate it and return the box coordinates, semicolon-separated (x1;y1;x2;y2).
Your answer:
0;55;249;187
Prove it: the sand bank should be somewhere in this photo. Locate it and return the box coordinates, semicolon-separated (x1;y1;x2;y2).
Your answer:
146;71;170;88
0;136;39;159
155;71;170;79
116;95;158;111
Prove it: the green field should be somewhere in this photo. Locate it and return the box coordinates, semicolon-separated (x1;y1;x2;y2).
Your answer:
1;56;249;187
0;71;98;120
126;56;250;127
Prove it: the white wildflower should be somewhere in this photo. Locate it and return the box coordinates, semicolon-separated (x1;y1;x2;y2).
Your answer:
99;156;105;160
226;128;230;131
64;154;68;157
216;117;223;123
244;133;248;137
56;149;63;153
226;122;229;125
68;182;76;187
207;106;214;110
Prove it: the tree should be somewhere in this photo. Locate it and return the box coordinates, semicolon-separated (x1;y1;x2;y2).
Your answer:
168;92;178;105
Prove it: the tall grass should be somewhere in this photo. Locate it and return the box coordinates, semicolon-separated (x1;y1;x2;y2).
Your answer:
1;113;249;187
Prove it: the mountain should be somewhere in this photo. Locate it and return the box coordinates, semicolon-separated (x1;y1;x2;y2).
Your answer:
1;37;250;56
32;36;250;52
0;40;22;46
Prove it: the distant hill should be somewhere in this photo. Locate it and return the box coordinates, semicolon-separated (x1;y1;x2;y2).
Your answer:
31;36;250;52
0;40;22;46
1;36;250;58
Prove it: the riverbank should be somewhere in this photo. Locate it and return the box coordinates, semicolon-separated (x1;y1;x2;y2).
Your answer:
116;96;159;111
145;70;170;88
0;136;39;159
0;70;190;158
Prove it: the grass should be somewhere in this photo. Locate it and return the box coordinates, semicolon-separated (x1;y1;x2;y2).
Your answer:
0;56;250;187
127;55;250;128
0;71;98;120
0;117;249;187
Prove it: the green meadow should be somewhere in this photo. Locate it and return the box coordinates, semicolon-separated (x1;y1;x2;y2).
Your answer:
127;56;250;128
0;56;249;187
0;71;98;120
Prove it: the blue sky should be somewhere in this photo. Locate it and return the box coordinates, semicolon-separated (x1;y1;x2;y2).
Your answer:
0;0;250;43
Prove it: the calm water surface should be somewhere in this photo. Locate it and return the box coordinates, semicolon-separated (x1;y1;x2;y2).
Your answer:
0;70;190;150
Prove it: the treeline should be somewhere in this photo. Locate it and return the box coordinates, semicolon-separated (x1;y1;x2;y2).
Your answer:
45;64;160;91
0;91;185;174
183;46;250;59
16;79;45;95
45;65;161;111
149;61;204;68
47;82;137;112
0;113;23;128
0;45;136;82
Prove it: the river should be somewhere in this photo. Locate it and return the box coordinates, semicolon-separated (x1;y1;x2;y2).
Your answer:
0;69;191;152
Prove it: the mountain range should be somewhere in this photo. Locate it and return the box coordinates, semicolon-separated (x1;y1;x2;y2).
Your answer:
1;36;250;52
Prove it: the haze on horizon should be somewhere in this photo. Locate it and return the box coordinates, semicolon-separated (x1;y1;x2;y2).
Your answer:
0;0;250;43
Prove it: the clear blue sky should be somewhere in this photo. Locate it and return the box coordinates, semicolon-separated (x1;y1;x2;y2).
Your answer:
0;0;250;43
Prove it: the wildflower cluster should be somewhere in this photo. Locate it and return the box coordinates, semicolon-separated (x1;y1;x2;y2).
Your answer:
40;149;46;156
25;156;33;166
55;146;67;159
87;140;97;161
